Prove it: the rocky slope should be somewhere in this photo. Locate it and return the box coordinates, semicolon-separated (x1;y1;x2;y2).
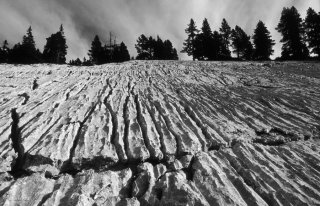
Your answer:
0;61;319;205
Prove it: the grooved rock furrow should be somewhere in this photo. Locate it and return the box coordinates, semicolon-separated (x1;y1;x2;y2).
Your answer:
134;94;163;161
125;94;150;161
144;98;177;161
0;61;320;205
71;86;119;171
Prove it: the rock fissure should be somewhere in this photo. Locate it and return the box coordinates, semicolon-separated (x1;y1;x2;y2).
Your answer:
134;94;155;159
153;101;182;157
182;102;212;143
9;108;28;177
226;155;273;206
61;102;99;173
123;95;131;159
144;103;168;160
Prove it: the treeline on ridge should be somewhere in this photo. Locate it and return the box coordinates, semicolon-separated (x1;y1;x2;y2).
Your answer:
0;26;133;66
0;6;320;65
182;7;320;61
135;35;178;60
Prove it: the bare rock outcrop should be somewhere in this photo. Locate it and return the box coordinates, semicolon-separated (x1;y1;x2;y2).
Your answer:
0;61;320;205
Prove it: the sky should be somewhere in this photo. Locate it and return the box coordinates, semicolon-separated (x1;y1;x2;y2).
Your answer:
0;0;319;61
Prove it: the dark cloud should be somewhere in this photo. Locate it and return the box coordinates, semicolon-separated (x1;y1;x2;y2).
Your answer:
0;0;319;60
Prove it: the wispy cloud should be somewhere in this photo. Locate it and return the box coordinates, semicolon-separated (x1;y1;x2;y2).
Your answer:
0;0;319;60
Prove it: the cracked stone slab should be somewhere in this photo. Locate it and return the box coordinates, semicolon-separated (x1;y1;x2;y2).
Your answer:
0;61;320;205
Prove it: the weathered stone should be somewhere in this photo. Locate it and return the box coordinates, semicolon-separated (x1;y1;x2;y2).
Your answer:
0;61;320;205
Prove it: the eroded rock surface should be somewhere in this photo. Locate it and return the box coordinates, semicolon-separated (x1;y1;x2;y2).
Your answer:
0;61;320;205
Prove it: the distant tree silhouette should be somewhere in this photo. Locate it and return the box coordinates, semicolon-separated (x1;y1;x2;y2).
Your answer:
0;40;9;63
114;42;130;62
276;7;309;60
164;40;178;60
88;35;105;65
43;25;68;64
200;18;214;60
213;31;226;60
136;35;178;60
69;58;82;66
252;21;275;60
136;34;152;60
231;25;253;60
172;48;179;60
181;19;199;60
304;8;320;59
88;34;131;64
82;57;93;66
154;36;165;60
219;18;232;59
193;18;229;61
8;26;42;64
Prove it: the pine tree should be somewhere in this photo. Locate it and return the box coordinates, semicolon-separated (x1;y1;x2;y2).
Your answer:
276;6;309;60
252;21;275;60
194;18;214;60
211;31;224;60
69;58;82;66
172;48;179;60
163;40;174;60
88;35;105;65
2;40;9;51
23;26;40;63
114;42;130;62
135;34;152;60
82;57;93;66
219;18;232;59
154;36;165;59
22;26;36;49
0;40;9;63
9;26;42;64
43;25;68;64
304;8;320;58
57;25;68;63
181;19;199;60
136;34;178;60
231;25;253;60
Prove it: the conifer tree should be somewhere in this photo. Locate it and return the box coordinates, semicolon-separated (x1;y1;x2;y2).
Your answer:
304;8;320;58
23;26;36;50
163;40;175;60
276;6;309;60
194;18;214;60
231;26;253;60
0;40;9;63
88;35;105;64
135;34;152;60
43;25;68;64
9;26;42;64
135;35;178;60
211;31;224;60
57;25;68;63
69;58;82;66
172;48;179;60
219;18;232;59
181;19;199;60
252;21;275;60
2;40;9;51
82;57;93;66
154;36;165;59
114;42;130;62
